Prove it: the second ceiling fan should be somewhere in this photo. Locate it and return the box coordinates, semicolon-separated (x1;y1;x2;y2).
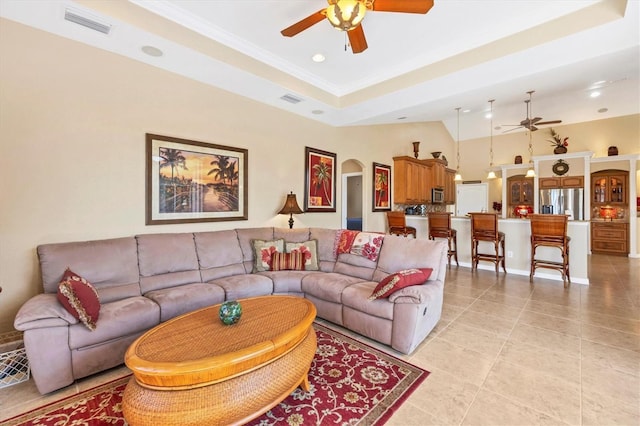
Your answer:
503;91;562;133
281;0;434;54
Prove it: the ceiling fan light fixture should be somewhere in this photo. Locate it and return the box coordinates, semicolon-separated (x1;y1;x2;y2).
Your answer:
327;0;366;31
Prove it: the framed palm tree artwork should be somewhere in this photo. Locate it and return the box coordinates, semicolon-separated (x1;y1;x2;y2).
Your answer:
304;147;336;212
372;162;391;212
145;134;248;225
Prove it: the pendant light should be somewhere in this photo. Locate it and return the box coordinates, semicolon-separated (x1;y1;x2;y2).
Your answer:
454;107;463;181
486;99;496;179
525;129;536;177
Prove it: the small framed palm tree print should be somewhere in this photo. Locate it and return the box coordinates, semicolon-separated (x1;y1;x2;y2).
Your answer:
304;147;336;212
372;162;391;212
146;134;248;224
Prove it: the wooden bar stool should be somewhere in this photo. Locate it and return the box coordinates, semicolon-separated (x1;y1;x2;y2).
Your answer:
386;211;416;238
428;212;458;267
469;212;506;274
529;214;571;287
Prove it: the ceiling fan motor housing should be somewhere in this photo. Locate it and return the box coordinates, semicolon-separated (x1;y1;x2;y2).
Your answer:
327;0;367;31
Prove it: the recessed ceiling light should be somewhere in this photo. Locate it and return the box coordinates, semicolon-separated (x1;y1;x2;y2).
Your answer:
485;112;492;119
311;110;324;115
598;108;608;113
590;91;601;98
311;53;325;63
462;109;471;113
593;80;607;86
141;45;163;57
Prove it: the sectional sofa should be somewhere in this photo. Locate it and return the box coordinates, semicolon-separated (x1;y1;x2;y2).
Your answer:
14;227;447;394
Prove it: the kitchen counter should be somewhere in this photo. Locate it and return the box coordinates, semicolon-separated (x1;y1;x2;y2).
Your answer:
406;215;589;284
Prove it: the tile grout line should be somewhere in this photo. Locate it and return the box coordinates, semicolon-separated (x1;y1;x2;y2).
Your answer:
457;281;572;426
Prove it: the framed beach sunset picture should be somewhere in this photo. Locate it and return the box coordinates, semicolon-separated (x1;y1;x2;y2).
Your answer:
304;147;336;212
146;134;248;224
373;162;391;211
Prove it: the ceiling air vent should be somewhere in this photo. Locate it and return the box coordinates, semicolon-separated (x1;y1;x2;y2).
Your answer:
64;8;112;35
280;94;303;104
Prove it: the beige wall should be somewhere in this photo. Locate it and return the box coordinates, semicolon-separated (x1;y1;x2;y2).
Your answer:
0;20;454;331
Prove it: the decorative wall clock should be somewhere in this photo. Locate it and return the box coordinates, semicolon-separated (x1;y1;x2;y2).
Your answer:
552;159;569;176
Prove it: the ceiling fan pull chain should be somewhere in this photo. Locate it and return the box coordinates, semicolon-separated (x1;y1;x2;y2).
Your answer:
345;32;348;51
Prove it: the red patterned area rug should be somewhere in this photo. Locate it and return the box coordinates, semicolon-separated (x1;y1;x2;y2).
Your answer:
3;323;428;426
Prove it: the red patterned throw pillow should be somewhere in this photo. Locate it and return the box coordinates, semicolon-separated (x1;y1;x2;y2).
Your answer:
57;268;100;330
270;251;306;271
368;268;433;300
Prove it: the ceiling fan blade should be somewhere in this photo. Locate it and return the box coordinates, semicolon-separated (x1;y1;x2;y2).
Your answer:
371;0;434;14
281;10;326;37
502;126;524;133
348;24;368;53
530;125;539;132
530;117;543;125
536;120;562;125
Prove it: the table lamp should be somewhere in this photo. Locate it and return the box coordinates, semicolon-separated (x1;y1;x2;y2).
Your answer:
278;191;303;229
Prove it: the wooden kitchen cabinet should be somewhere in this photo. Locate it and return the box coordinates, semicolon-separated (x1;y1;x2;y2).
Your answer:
539;176;584;189
444;168;456;205
591;222;628;255
393;157;431;204
591;170;628;205
507;175;534;206
424;159;446;188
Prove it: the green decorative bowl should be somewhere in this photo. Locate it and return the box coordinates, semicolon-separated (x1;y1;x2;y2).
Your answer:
218;300;242;325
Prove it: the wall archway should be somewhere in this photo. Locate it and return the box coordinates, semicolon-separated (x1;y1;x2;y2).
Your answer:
341;159;366;230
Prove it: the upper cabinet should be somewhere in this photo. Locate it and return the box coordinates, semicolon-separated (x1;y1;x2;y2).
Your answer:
423;159;446;188
444;168;456;205
507;175;534;206
393;157;431;204
591;169;628;205
539;176;584;189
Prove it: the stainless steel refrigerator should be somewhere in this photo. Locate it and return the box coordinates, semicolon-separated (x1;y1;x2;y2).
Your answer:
539;188;584;220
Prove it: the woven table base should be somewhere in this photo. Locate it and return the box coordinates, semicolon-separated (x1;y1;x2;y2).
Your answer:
122;329;317;426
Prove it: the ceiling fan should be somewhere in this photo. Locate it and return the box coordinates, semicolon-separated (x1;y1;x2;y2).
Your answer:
280;0;434;54
502;91;562;133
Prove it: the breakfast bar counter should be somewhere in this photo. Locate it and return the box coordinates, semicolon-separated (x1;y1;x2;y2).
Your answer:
406;215;590;284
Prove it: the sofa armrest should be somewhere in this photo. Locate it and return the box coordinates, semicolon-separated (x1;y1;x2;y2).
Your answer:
388;280;443;304
14;294;78;330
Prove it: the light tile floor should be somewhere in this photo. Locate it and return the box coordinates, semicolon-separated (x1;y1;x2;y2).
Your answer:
1;254;638;425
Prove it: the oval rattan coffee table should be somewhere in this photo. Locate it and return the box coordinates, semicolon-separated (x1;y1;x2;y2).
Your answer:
122;295;317;426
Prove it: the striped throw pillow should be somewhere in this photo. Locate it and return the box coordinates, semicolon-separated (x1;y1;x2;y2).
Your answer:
270;251;305;271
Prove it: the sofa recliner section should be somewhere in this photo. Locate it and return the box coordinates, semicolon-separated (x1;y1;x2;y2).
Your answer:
14;227;447;394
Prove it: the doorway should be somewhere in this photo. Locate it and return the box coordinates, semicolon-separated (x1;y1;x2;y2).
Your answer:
341;159;365;230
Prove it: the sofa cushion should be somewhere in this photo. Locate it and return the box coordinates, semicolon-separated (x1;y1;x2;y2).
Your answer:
270;251;305;271
333;252;377;281
342;281;394;320
368;268;433;300
309;228;339;271
258;270;315;294
57;268;100;331
208;274;273;300
286;240;319;271
336;230;384;262
68;296;159;350
251;239;285;272
375;235;445;281
301;272;364;304
194;230;244;270
37;237;140;303
137;233;199;277
144;283;226;322
236;228;274;265
274;227;310;243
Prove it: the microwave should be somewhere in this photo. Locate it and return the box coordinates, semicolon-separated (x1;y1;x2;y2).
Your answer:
432;188;444;204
